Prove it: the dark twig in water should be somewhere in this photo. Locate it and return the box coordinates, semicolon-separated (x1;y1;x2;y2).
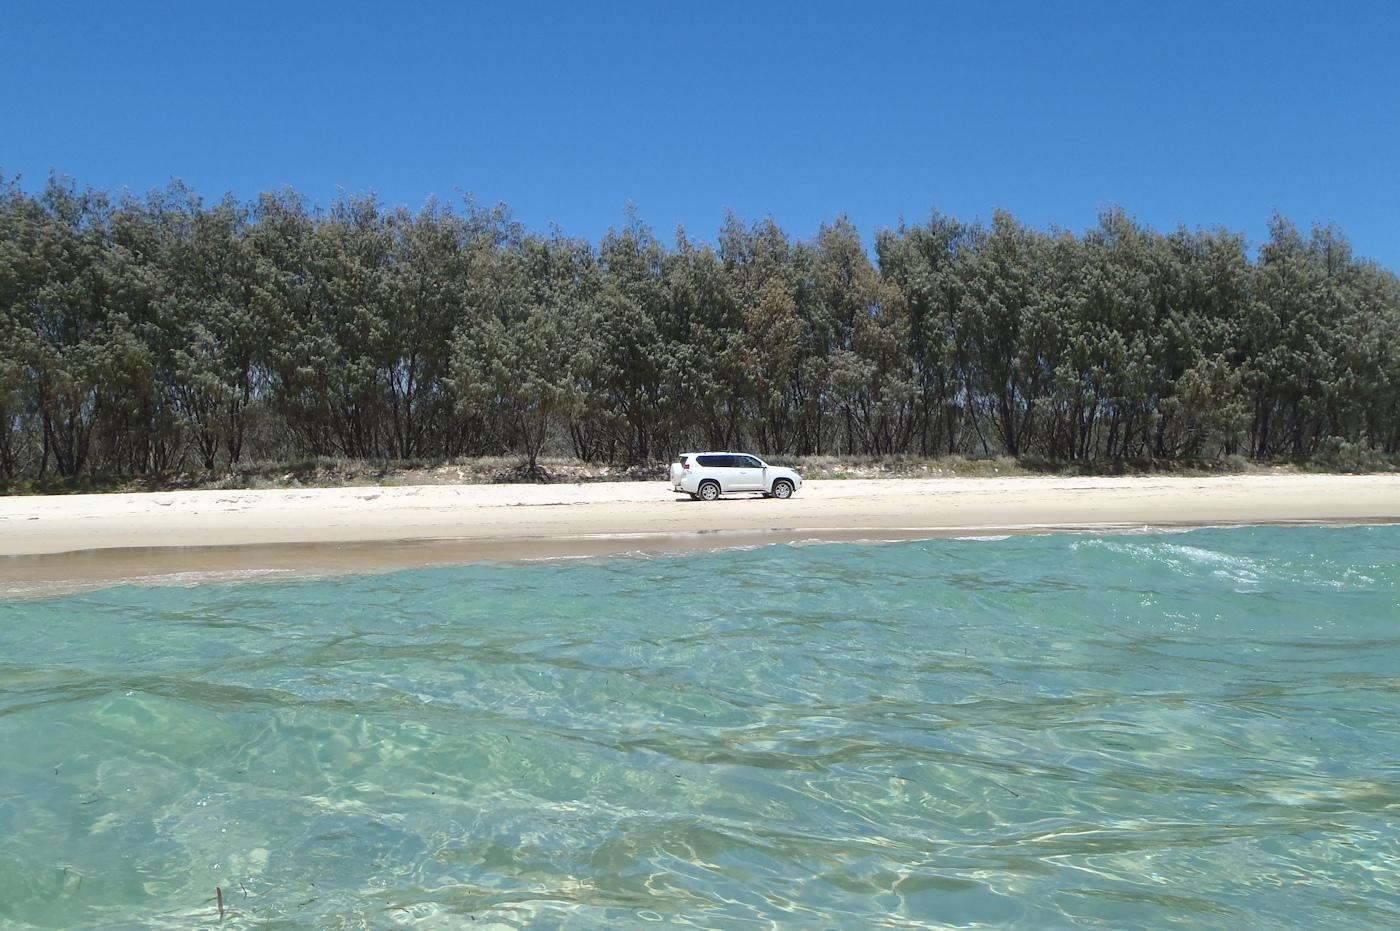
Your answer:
989;778;1020;797
239;880;249;898
216;885;224;922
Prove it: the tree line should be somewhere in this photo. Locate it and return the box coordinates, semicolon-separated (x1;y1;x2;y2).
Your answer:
2;174;1398;484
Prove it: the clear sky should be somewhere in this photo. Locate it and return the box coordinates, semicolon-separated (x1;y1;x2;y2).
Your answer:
4;1;1399;267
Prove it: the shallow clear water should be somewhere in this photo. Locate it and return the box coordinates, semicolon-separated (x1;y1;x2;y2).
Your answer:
2;526;1399;930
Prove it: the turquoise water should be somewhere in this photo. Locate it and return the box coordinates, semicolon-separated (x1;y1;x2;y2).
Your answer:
2;527;1399;930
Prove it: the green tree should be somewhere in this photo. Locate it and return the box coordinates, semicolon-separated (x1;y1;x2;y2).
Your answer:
452;234;591;476
959;211;1051;457
876;214;974;455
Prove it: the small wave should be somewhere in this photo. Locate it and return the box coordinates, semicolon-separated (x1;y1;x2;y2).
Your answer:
3;567;298;600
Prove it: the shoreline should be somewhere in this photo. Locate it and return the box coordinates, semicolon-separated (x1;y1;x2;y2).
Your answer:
4;518;1396;599
3;474;1398;595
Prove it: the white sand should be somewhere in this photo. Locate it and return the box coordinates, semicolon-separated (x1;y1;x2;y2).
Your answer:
1;474;1397;590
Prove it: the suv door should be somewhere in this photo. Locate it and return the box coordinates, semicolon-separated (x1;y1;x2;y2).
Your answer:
731;455;764;491
695;454;735;492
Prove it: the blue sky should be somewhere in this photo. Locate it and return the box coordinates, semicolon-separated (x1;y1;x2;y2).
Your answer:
4;1;1399;267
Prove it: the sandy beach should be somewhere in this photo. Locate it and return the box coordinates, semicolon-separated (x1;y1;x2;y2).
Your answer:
1;473;1397;591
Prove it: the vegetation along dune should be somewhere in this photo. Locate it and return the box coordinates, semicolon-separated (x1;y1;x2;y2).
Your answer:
2;179;1398;493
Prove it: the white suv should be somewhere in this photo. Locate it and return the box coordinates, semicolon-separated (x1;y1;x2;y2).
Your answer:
669;452;803;501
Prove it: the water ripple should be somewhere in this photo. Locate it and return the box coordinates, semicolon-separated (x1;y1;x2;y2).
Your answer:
0;525;1398;928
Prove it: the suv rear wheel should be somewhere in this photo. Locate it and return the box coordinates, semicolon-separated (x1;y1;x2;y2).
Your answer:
698;480;721;502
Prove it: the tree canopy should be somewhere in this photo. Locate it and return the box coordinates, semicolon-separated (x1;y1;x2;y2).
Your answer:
2;175;1397;484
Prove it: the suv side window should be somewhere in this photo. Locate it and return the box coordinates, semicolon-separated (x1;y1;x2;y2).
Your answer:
696;455;731;468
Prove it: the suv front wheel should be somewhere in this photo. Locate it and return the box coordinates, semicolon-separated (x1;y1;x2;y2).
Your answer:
771;479;794;500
